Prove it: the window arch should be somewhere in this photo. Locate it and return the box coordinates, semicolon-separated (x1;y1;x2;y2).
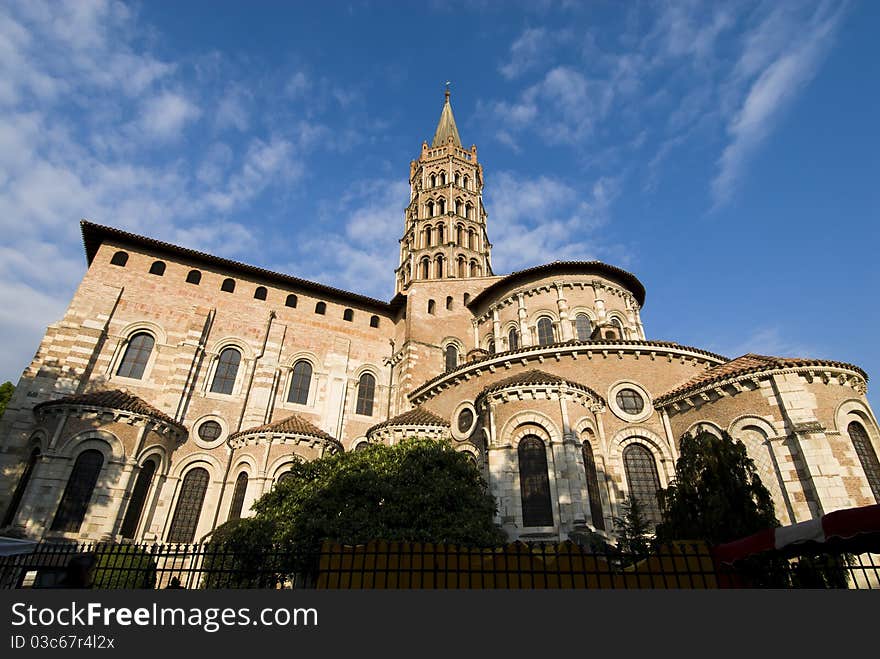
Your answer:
51;449;104;533
120;457;158;539
437;223;445;244
438;199;446;215
110;251;128;267
466;204;474;222
421;258;430;279
210;347;241;395
455;200;463;216
425;225;433;245
430;174;437;187
575;313;592;341
254;286;267;301
456;224;464;245
287;360;312;405
445;344;459;372
315;301;326;315
508;327;519;351
463;293;470;305
186;270;201;285
356;373;376;416
582;440;605;530
457;256;466;278
468;227;475;247
623;443;662;524
487;338;495;355
116;332;155;380
454;172;461;186
427;299;436;315
343;308;354;322
221;278;235;293
167;467;209;543
369;315;379;328
2;447;40;527
285;294;298;308
435;255;444;278
611;317;625;338
536;317;554;346
518;435;553;527
446;296;453;310
469;260;479;277
463;174;469;190
440;172;446;185
227;471;248;521
276;471;294;485
848;421;880;502
149;261;166;276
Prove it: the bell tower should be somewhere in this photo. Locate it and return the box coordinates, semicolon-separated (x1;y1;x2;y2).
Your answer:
395;89;492;294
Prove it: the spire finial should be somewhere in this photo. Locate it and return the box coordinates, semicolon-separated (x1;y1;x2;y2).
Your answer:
445;81;451;101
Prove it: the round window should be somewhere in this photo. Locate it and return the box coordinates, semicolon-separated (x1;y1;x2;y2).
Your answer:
457;408;475;434
615;389;644;415
197;420;223;443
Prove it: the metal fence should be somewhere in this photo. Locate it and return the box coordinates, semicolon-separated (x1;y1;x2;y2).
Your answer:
1;540;878;589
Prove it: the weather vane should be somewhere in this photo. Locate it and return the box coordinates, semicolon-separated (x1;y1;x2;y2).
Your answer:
445;80;451;98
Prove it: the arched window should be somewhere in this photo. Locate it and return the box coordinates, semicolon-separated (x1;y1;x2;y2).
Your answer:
458;256;466;278
149;261;166;276
518;436;553;527
454;173;461;186
575;313;592;341
421;258;430;279
455;200;463;216
186;270;201;285
116;332;155;379
227;471;248;521
343;308;354;322
487;338;495;355
445;345;459;372
285;294;298;308
356;373;376;416
210;347;241;395
463;293;470;305
508;328;519;351
276;471;294;485
426;226;433;245
469;260;478;277
456;224;464;245
167;467;209;543
315;301;326;315
848;421;880;501
254;286;267;301
120;458;157;539
2;447;40;527
438;198;446;214
537;317;554;346
611;317;625;338
221;278;235;293
288;360;312;405
463;175;469;190
437;223;445;244
446;296;453;310
430;174;436;187
369;315;379;328
427;299;436;315
623;443;662;524
426;202;434;221
110;251;128;267
51;449;104;533
468;227;475;247
440;172;446;185
582;440;605;530
435;255;444;278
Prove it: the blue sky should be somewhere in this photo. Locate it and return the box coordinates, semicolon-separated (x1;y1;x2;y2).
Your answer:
0;0;877;408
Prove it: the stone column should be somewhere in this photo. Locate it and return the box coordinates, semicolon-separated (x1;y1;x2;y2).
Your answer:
492;306;502;347
517;293;531;347
555;282;572;341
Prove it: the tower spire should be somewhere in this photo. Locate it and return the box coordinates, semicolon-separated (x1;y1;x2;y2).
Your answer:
432;84;462;148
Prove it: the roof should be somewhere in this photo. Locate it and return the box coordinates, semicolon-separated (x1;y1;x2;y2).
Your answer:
34;389;185;432
431;90;462;148
655;353;869;405
467;261;647;309
229;414;337;443
80;220;402;314
367;406;450;434
477;369;604;402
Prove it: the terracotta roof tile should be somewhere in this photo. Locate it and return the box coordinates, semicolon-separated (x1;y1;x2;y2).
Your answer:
367;407;450;434
656;353;868;405
478;369;604;402
34;389;185;432
229;414;337;443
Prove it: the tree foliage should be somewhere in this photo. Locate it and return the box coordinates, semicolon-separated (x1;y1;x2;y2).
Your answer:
612;496;654;555
656;430;778;545
0;381;14;420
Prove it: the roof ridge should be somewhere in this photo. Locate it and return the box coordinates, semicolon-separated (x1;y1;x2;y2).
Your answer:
34;388;185;431
229;413;336;442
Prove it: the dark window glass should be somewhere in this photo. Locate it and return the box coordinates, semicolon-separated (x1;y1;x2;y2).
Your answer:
116;332;154;379
315;301;326;315
537;317;554;346
369;315;379;328
285;294;298;308
849;422;880;502
51;449;104;533
356;373;376;416
616;388;644;414
288;361;312;405
149;261;166;276
508;328;519;350
487;339;495;355
120;458;157;539
428;300;435;314
445;345;458;372
518;436;553;527
575;314;592;341
612;317;625;337
110;251;128;267
354;442;370;452
343;309;354;322
210;348;241;395
186;270;201;285
463;293;470;305
446;296;453;310
623;443;662;524
254;286;267;301
227;471;248;521
276;471;294;484
197;420;222;443
2;448;40;527
457;408;474;433
221;278;235;293
167;467;209;543
582;440;605;530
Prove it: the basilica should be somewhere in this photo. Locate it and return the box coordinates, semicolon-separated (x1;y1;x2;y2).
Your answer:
1;92;878;545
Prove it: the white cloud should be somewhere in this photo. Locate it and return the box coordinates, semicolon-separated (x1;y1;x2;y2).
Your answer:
500;27;552;79
714;326;818;361
138;91;201;140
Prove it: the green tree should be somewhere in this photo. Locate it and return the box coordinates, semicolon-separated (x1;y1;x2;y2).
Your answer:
0;381;14;420
205;438;506;585
612;496;654;556
656;430;778;545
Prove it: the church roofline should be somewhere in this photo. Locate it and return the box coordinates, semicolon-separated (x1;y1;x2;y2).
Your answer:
80;220;404;315
466;261;647;309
